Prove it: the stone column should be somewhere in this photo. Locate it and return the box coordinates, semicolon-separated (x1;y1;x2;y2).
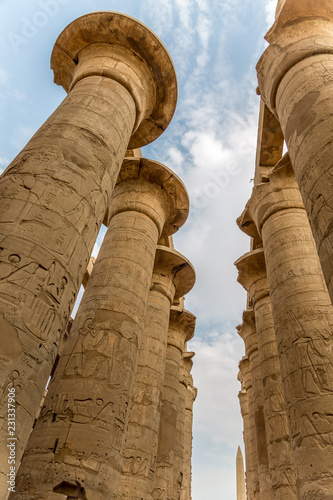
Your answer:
117;250;195;500
237;311;271;500
238;157;333;497
14;158;188;499
152;307;196;500
235;248;297;499
236;446;246;500
238;356;260;500
180;352;197;500
0;11;177;488
257;0;333;302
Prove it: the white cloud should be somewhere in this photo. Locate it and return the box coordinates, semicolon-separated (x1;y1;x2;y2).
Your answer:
0;66;8;85
265;0;276;27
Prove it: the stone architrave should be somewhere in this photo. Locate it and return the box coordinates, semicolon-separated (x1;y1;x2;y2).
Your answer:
257;0;333;302
235;248;297;499
236;446;246;500
180;352;197;500
14;159;188;499
238;356;260;500
117;250;195;500
0;12;177;488
238;156;333;497
237;311;272;500
152;307;196;500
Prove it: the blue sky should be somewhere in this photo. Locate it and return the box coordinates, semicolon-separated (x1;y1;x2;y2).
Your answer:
0;0;276;498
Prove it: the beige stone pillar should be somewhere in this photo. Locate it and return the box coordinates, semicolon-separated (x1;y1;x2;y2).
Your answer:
152;307;195;500
238;356;260;500
257;0;333;302
0;12;177;490
180;352;197;500
14;159;187;499
236;446;246;500
236;248;297;499
117;252;195;500
237;311;271;500
238;157;333;497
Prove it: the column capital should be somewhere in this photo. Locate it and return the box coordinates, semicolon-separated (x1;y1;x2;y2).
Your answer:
238;390;249;418
152;246;195;302
51;12;177;148
238;356;252;392
237;310;257;357
168;307;196;352
235;248;268;306
108;157;189;237
238;154;304;236
257;0;333;115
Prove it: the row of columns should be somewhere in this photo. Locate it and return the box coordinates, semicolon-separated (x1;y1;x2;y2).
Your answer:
0;11;197;500
236;1;333;498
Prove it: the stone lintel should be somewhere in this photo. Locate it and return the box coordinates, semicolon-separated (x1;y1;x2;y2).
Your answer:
237;310;257;357
168;306;196;351
254;100;284;185
257;0;333;114
234;249;268;305
82;256;96;289
109;157;189;236
153;246;196;301
51;12;177;148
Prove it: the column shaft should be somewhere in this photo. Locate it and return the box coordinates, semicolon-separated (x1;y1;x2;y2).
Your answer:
117;289;171;499
0;74;135;492
240;160;333;496
257;0;333;302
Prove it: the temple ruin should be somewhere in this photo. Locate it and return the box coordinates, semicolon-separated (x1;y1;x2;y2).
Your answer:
236;0;333;498
0;12;197;500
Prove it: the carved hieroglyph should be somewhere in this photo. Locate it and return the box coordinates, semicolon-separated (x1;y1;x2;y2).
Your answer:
14;160;189;499
237;311;272;500
0;12;177;491
257;0;333;304
239;156;333;497
238;357;260;500
153;308;195;500
117;249;195;500
235;248;297;499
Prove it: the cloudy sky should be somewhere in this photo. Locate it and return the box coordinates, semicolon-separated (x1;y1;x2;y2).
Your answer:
0;0;276;498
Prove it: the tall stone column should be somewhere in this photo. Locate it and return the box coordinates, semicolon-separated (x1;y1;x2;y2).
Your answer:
237;311;271;500
14;158;188;500
152;307;196;500
180;352;197;500
257;0;333;302
238;356;260;500
117;251;195;500
235;248;297;499
238;157;333;497
0;12;177;488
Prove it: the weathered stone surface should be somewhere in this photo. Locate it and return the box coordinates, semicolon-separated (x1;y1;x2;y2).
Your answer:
257;0;333;304
237;312;271;500
235;248;297;499
153;308;195;500
180;352;197;500
117;250;195;500
238;356;260;500
0;12;178;493
13;159;189;499
238;157;333;497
